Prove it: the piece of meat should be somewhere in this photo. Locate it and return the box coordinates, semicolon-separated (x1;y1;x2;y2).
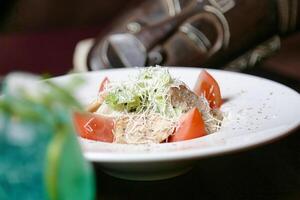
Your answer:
169;84;202;113
113;113;175;144
169;84;223;134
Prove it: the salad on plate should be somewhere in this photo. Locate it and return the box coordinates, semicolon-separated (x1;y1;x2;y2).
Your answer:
74;66;223;144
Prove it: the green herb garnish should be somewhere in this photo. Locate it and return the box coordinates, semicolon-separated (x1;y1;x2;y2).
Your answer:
103;67;181;118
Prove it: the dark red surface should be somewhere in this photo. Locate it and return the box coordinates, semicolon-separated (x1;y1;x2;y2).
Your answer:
0;27;103;76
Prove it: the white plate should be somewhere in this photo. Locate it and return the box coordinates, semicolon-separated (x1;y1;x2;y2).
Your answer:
53;67;300;181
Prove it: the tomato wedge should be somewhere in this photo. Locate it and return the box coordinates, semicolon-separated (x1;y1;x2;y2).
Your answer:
73;112;114;142
194;70;222;109
99;77;110;92
169;107;206;142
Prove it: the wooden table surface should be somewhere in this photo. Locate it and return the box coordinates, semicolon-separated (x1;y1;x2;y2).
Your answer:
0;28;299;200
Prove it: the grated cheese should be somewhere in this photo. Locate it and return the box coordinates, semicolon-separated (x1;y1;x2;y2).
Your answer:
92;66;223;144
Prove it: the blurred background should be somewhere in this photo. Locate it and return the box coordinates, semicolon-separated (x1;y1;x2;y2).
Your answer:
0;0;299;88
0;0;142;75
0;1;300;200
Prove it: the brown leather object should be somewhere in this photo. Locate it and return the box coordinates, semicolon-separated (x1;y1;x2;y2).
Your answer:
164;0;278;67
87;0;281;70
87;0;172;69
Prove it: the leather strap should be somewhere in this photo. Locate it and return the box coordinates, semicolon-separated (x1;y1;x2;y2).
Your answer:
277;0;298;34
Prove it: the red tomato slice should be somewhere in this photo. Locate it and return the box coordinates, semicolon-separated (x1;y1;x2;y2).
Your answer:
73;112;114;142
193;70;222;109
99;77;110;92
169;107;206;142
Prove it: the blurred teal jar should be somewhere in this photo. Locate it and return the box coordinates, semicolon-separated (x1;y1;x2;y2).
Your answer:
0;73;95;200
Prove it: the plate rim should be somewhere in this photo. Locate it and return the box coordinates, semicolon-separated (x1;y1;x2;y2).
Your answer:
82;122;299;163
51;67;300;163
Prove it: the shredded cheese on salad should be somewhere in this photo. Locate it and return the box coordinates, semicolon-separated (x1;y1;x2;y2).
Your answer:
83;66;223;144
